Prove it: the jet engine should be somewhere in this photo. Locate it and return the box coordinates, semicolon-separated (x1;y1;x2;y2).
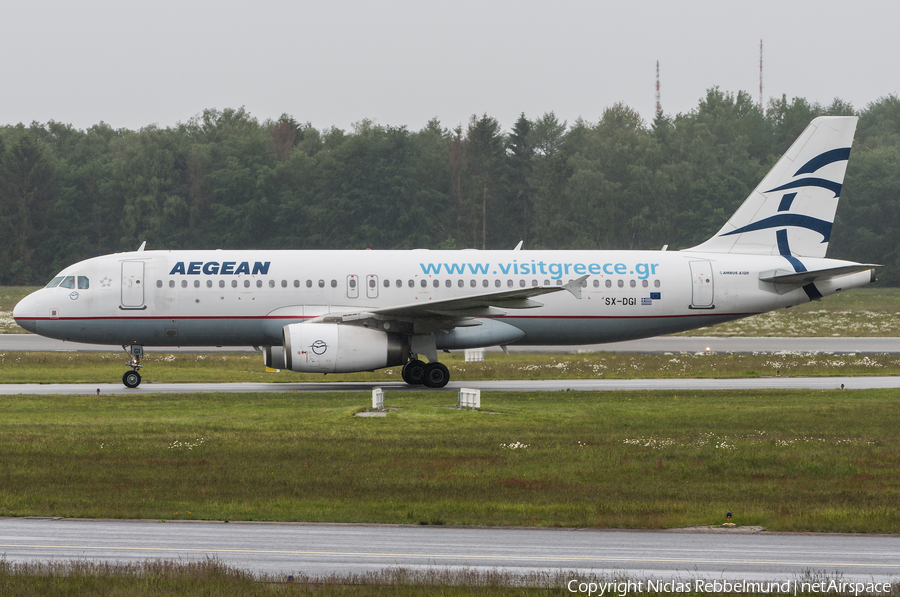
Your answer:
262;346;287;370
282;323;407;373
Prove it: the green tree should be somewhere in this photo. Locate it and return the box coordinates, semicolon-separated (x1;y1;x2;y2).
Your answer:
461;114;506;249
0;132;58;283
505;113;534;247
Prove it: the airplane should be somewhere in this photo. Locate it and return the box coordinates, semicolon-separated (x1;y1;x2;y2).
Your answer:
13;116;877;389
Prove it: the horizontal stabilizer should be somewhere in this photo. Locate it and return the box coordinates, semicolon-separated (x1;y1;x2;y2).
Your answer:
759;264;878;285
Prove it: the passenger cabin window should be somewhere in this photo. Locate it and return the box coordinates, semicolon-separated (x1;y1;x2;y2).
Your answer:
244;280;250;288
593;280;600;287
383;279;390;288
45;276;64;288
617;280;624;288
420;280;427;288
642;280;648;288
181;280;188;288
282;280;287;288
207;280;213;288
268;280;274;288
630;280;636;288
458;280;464;288
194;280;200;288
231;280;238;288
169;280;175;288
77;276;89;289
606;280;612;288
60;276;76;289
156;280;163;288
219;280;225;288
408;280;414;288
433;280;439;288
445;280;452;288
654;280;661;287
318;280;325;288
330;280;337;288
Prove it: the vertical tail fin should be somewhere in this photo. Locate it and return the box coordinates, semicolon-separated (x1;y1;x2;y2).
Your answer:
685;116;858;258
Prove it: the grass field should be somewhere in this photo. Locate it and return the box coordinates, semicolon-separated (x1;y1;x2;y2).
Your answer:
0;560;577;597
1;350;898;384
2;560;875;596
2;389;898;533
677;287;900;337
2;286;900;336
0;352;900;384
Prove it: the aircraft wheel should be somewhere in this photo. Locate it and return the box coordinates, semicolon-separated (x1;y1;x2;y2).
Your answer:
401;359;426;385
422;362;450;388
123;370;141;388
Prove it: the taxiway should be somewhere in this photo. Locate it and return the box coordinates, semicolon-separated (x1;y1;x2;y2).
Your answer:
1;518;898;583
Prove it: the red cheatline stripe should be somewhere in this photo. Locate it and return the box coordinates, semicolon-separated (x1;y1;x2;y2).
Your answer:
499;313;760;320
16;313;759;322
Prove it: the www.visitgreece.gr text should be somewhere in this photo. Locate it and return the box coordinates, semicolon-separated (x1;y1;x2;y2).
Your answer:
419;261;661;280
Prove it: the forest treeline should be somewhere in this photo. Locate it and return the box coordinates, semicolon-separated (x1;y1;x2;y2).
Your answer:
1;88;899;285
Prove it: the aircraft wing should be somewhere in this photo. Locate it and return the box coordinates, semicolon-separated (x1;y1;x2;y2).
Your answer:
307;275;588;327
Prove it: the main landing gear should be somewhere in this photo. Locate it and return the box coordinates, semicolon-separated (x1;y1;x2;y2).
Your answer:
122;344;143;388
401;355;450;388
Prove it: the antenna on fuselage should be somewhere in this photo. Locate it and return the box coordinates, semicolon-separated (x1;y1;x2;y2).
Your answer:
513;241;523;251
137;241;146;252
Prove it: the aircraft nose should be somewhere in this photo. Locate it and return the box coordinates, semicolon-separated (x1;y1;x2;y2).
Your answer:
12;293;39;333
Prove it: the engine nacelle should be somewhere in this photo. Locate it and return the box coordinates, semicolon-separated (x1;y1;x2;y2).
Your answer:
283;323;407;373
262;346;287;370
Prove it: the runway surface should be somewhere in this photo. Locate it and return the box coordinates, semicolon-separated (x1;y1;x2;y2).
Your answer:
3;334;900;354
2;518;898;583
0;376;895;395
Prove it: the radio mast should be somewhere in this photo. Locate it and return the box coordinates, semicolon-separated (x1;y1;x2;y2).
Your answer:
759;39;764;112
656;59;661;116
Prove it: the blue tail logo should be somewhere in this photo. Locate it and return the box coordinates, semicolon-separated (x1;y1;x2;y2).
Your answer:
719;147;850;243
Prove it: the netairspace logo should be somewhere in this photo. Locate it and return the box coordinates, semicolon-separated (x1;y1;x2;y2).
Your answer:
419;260;660;280
565;579;894;595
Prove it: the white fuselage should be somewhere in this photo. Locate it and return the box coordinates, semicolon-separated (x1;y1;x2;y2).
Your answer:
13;249;872;349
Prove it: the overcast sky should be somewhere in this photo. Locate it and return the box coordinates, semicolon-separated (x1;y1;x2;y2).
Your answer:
3;0;897;133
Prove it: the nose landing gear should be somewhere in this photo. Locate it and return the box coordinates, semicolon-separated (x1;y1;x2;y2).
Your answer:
122;344;143;388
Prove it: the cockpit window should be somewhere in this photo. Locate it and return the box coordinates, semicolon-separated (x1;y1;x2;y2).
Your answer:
45;276;64;288
60;276;76;289
77;276;89;289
